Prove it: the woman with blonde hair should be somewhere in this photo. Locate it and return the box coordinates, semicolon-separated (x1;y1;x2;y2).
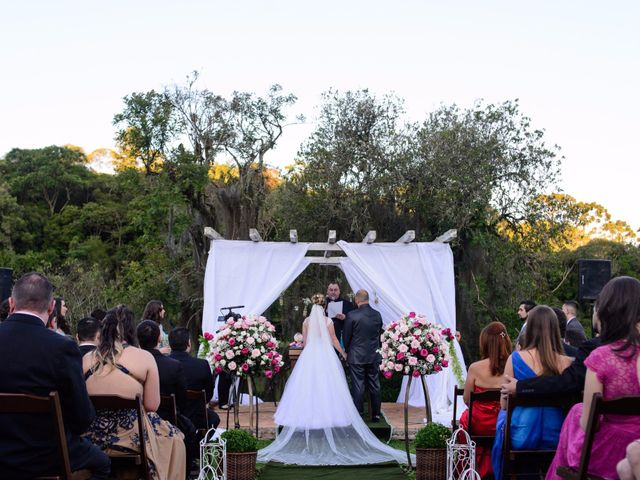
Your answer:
491;306;573;479
258;292;409;465
460;321;512;478
82;305;185;479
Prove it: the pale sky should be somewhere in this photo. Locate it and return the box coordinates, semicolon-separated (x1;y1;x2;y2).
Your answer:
1;0;638;230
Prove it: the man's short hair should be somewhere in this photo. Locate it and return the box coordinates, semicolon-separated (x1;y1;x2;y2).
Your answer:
136;320;160;351
563;300;579;316
90;308;106;321
77;317;100;342
519;300;537;313
169;327;190;352
355;289;369;302
11;272;53;313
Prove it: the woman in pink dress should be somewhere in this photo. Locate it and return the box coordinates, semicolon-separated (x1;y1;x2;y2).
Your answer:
460;321;512;478
546;276;640;479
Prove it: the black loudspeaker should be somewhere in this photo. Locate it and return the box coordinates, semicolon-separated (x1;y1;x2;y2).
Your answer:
577;260;611;301
0;268;12;303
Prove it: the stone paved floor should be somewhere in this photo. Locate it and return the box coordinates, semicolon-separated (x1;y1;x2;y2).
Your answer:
213;402;429;439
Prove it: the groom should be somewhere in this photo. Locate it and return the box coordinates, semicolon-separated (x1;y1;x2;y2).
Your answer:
343;289;383;422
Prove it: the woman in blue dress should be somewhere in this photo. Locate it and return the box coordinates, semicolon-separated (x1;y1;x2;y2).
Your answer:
492;306;573;479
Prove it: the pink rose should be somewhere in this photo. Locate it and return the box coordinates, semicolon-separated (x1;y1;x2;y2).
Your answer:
442;360;449;367
420;348;428;357
214;354;223;361
394;364;403;372
225;350;234;360
204;332;214;340
241;347;249;355
272;358;280;365
251;348;261;358
426;354;436;363
396;352;405;360
408;312;416;318
265;370;273;379
274;365;281;373
214;366;222;373
242;363;249;372
228;361;237;371
408;356;418;366
410;348;417;354
266;341;275;348
432;347;439;353
414;321;420;328
228;338;236;346
383;371;393;379
266;351;274;359
434;364;442;372
412;370;421;377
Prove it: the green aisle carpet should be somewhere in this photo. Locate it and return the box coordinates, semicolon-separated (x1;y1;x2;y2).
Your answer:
258;461;408;480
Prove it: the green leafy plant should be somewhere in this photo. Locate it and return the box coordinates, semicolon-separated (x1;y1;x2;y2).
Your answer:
220;428;258;453
414;422;450;449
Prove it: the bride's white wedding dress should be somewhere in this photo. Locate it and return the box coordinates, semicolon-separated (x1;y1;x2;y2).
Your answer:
257;304;411;465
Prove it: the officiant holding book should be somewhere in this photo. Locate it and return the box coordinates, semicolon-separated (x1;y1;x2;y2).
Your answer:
325;282;354;344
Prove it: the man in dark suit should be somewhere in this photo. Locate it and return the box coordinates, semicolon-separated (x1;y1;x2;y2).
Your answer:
515;299;536;348
562;300;587;347
0;272;110;479
169;327;220;430
325;282;354;344
76;316;100;357
343;289;383;422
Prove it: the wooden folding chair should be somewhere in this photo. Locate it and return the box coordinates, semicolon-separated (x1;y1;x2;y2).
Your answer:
467;389;501;447
502;393;581;479
90;394;152;480
159;393;178;426
0;391;91;480
556;392;640;480
452;385;464;429
186;389;209;437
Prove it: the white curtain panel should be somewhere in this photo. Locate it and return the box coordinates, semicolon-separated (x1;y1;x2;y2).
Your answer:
337;241;466;413
202;240;312;334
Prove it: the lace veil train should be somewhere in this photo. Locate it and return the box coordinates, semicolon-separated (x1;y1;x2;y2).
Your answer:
257;304;411;465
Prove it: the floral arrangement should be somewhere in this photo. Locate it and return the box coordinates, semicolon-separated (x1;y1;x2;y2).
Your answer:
379;312;455;379
289;332;304;349
197;331;214;359
207;314;284;378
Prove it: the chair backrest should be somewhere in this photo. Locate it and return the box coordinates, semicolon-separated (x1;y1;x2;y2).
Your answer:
0;391;72;479
90;394;151;480
186;389;209;428
575;392;640;479
467;389;501;436
503;392;581;477
452;386;464;428
160;393;178;426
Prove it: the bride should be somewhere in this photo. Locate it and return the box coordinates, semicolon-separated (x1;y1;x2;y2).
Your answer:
257;294;411;465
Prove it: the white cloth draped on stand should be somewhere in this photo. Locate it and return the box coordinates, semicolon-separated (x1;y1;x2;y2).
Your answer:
337;241;466;422
202;240;312;334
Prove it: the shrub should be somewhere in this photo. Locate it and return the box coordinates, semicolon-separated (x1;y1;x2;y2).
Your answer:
414;422;450;449
220;428;258;453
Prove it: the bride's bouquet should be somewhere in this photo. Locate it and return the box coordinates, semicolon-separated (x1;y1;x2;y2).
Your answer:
379;312;455;379
207;314;284;378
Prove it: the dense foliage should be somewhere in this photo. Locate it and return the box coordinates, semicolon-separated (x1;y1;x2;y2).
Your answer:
415;422;451;449
1;76;638;364
220;429;258;453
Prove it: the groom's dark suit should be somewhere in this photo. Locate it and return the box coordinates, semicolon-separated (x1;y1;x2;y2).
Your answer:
343;303;383;419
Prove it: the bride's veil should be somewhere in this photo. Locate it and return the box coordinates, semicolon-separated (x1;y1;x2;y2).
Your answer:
257;301;412;465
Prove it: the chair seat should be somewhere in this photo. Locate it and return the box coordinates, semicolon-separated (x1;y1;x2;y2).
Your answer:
556;466;606;480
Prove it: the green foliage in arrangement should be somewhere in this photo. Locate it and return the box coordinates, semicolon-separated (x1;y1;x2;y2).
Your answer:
414;422;451;449
220;428;258;453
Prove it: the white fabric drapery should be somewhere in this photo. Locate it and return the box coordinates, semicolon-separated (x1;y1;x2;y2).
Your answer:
337;241;466;420
202;240;311;335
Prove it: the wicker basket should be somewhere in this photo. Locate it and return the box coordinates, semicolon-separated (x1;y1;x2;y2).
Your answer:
226;451;257;480
416;448;447;480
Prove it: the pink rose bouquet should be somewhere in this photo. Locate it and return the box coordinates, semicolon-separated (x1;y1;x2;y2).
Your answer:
208;314;284;378
379;312;455;378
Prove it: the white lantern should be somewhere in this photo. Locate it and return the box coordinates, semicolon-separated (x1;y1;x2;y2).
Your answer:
198;428;226;480
446;427;477;480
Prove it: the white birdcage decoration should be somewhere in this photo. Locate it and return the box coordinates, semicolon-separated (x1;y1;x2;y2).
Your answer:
446;427;477;480
459;468;482;480
198;428;226;480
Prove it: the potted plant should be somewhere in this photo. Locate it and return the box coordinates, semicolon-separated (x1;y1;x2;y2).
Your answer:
220;429;258;480
415;422;450;480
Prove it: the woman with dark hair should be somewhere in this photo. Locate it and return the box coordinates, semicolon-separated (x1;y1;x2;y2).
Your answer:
46;297;70;335
460;321;512;478
142;300;169;352
546;276;640;479
492;305;573;479
82;305;185;479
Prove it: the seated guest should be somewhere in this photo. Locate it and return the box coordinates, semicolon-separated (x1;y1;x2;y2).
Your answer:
0;272;110;479
460;321;511;478
552;307;579;358
47;296;70;336
546;276;640;479
618;440;640;480
76;316;100;356
137;320;198;474
169;327;220;430
83;306;185;480
492;305;573;479
142;300;170;353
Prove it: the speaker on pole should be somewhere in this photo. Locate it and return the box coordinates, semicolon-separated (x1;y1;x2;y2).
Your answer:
577;260;611;301
0;268;12;303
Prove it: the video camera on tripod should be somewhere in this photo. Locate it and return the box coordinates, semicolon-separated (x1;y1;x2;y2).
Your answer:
218;305;244;323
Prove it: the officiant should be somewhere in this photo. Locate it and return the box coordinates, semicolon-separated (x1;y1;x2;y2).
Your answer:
325;282;354;344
